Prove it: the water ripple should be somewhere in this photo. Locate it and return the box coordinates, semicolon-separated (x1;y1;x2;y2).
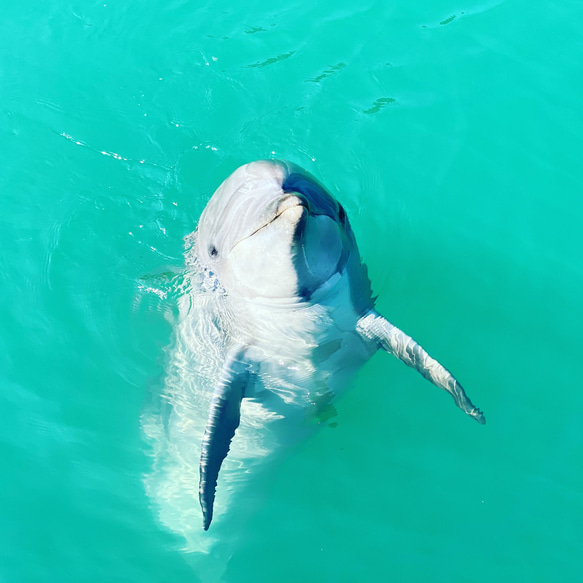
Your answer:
245;51;296;68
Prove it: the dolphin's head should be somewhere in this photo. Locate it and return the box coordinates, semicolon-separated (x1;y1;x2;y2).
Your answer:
196;160;370;303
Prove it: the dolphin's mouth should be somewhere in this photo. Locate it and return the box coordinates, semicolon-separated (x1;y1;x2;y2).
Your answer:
276;193;309;215
235;194;309;245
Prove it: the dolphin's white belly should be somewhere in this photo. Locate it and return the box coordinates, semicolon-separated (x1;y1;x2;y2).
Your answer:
142;267;374;546
225;270;376;413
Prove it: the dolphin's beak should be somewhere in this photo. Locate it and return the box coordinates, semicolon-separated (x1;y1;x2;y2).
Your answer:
234;194;308;249
276;193;309;216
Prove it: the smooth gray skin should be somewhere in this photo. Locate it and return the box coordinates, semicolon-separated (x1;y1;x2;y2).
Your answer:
193;160;485;530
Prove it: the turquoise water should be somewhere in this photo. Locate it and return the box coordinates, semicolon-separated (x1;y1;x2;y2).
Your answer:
2;0;582;581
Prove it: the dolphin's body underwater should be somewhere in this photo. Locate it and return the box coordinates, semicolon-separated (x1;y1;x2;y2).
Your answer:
183;160;484;531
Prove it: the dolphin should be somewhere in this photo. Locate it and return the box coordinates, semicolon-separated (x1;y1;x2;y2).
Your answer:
189;160;485;530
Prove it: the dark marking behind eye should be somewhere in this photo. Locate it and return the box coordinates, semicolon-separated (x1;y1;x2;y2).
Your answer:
338;204;346;223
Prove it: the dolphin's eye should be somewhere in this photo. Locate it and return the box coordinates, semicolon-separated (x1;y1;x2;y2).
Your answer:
209;245;218;258
338;204;346;223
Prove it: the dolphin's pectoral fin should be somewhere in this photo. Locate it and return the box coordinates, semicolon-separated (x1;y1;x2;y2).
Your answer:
199;346;251;530
356;311;485;424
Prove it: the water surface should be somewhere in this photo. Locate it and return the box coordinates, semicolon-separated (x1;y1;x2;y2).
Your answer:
1;1;582;581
